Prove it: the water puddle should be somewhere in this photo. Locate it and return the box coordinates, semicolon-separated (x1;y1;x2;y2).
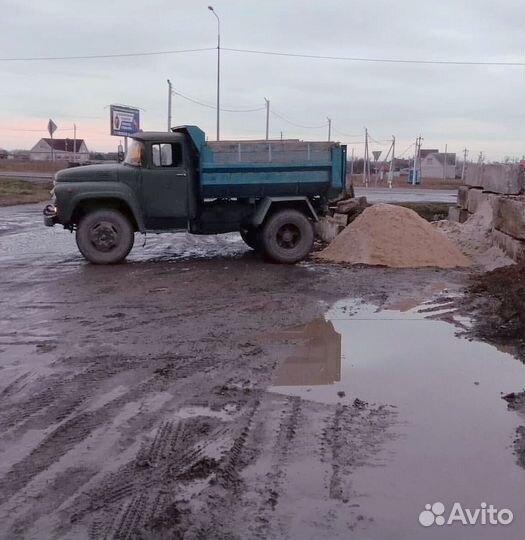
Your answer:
269;299;525;540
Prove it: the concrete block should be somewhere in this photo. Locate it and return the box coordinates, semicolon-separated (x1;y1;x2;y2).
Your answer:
448;206;469;223
336;196;367;215
466;188;492;214
332;213;349;226
315;217;345;243
482;164;524;195
492;229;525;262
492;196;525;240
457;186;469;209
464;164;483;187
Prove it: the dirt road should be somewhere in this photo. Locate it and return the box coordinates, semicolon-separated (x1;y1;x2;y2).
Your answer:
0;204;524;540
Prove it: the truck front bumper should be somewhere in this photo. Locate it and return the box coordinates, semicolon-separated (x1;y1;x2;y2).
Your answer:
43;204;58;227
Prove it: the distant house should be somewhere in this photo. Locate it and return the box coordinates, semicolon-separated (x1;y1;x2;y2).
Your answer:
29;138;89;162
0;148;8;159
421;150;456;179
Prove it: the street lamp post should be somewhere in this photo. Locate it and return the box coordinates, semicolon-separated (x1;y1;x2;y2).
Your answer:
208;6;220;141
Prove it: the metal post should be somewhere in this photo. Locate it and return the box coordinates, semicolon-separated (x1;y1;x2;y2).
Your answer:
124;136;128;155
167;79;173;131
327;117;331;142
73;123;77;163
208;6;220;141
51;130;54;162
264;98;270;140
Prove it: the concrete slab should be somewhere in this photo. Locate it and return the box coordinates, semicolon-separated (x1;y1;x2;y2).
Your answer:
466;188;491;214
492;228;525;262
464;164;483;187
315;216;345;242
493;196;525;240
448;206;469;223
457;186;469;209
482;164;524;195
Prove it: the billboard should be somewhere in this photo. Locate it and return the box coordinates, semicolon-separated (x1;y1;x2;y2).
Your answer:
110;105;140;137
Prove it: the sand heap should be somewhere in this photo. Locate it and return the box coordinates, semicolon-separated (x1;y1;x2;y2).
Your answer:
433;201;514;271
317;203;470;268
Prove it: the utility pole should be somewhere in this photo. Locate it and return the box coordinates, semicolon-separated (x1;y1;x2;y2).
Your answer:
388;135;395;188
208;6;221;141
73;123;77;163
167;79;173;131
411;136;423;185
362;128;371;186
461;147;468;181
327;117;332;142
443;143;448;181
264;98;270;140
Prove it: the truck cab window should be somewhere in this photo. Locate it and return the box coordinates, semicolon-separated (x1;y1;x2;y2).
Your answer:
124;139;144;167
151;143;183;167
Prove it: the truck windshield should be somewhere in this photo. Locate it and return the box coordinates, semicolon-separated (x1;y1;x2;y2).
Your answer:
124;139;144;167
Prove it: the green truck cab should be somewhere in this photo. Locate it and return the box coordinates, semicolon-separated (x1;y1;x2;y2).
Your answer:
44;125;346;264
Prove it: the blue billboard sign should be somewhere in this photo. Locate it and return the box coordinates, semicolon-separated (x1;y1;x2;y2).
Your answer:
110;105;140;137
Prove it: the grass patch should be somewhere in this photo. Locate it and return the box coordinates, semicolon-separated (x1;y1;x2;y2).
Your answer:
0;178;53;206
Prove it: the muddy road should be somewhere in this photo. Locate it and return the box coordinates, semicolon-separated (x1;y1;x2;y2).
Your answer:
0;204;524;540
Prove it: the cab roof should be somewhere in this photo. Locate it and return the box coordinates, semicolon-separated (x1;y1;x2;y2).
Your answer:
130;131;184;143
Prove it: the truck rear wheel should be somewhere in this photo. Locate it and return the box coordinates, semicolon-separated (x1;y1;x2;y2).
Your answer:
261;209;314;264
76;209;134;264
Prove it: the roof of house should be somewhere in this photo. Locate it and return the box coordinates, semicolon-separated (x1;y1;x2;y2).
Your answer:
40;138;86;152
424;152;456;165
420;148;439;159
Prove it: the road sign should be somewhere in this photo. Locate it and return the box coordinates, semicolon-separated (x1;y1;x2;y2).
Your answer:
372;150;382;161
110;105;140;137
48;119;57;137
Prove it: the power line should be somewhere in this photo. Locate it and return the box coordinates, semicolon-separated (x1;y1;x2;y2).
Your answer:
223;47;525;67
173;90;265;113
270;110;328;129
1;45;522;66
0;47;214;62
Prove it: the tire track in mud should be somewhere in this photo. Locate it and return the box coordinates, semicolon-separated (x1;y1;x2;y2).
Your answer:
321;403;396;502
0;351;223;515
69;401;252;540
249;396;302;540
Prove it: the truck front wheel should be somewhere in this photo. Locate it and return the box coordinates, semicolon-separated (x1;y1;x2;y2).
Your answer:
261;209;314;264
76;209;134;264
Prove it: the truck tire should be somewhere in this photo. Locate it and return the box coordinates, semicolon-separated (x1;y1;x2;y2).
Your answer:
261;209;314;264
240;226;261;251
76;209;134;264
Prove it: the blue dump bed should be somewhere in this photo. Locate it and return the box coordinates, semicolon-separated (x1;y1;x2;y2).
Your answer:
174;126;346;200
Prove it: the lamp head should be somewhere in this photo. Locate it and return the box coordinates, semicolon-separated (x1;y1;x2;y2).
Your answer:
208;6;214;11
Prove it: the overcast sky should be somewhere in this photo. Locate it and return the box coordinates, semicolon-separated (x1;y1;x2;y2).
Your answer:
1;0;524;160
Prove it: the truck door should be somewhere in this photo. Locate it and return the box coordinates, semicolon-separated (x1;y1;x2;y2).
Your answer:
142;142;188;228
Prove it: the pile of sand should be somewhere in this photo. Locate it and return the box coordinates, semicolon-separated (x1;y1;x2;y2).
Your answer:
433;201;514;271
316;203;470;268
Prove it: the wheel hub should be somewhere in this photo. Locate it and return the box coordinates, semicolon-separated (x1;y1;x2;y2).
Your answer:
89;221;119;252
276;224;300;249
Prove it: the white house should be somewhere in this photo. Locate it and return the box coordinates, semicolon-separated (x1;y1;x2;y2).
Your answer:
30;138;89;162
421;150;456;179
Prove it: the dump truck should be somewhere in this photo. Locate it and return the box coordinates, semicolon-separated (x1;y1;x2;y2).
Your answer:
44;126;347;264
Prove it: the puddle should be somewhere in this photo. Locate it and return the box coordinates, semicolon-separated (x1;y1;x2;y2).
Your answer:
270;299;525;540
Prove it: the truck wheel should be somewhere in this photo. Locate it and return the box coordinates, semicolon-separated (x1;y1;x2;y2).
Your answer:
261;209;314;264
240;226;261;250
76;209;134;264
